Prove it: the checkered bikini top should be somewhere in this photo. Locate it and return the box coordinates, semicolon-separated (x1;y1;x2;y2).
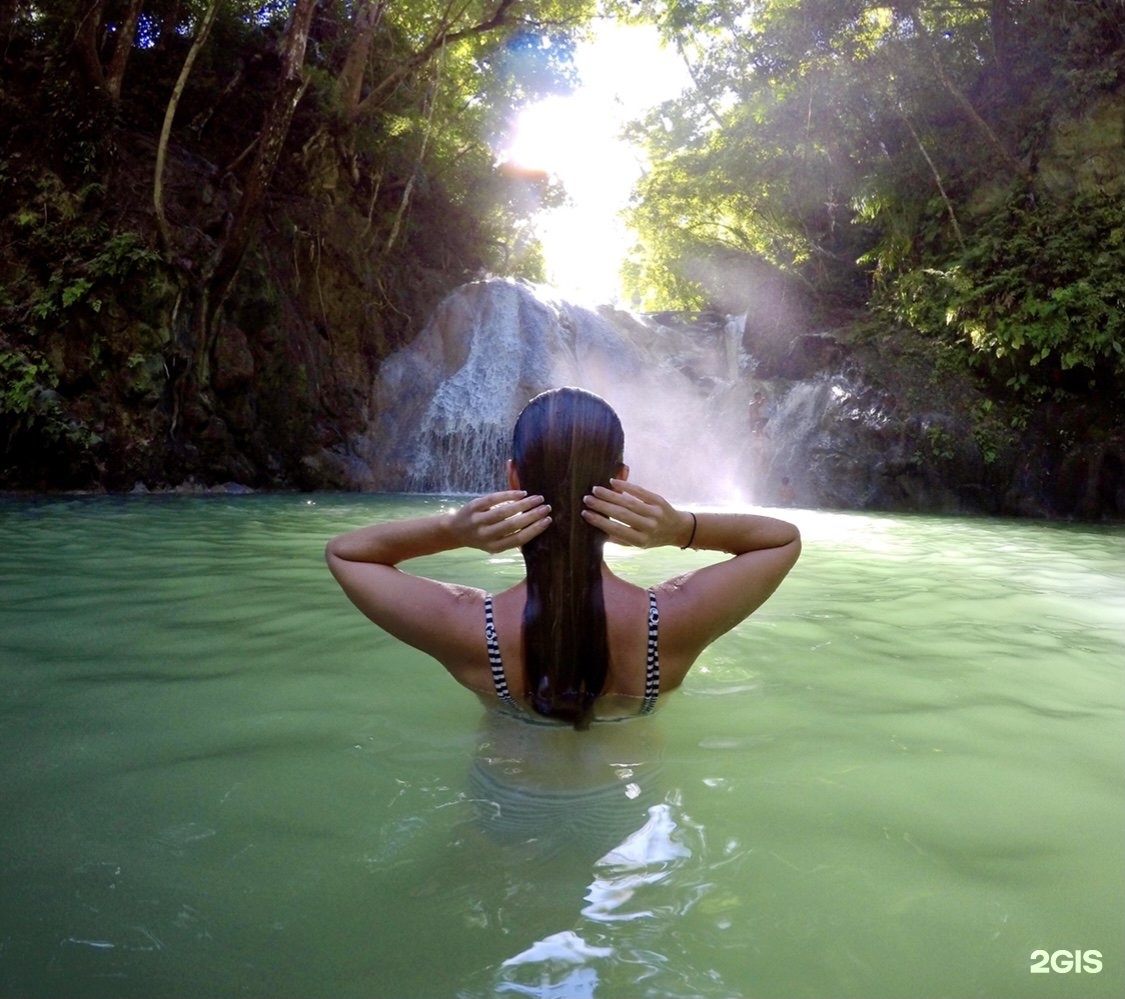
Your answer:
483;589;660;717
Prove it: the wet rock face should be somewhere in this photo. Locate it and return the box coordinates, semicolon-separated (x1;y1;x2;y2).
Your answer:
332;279;750;500
772;333;851;381
323;278;1124;519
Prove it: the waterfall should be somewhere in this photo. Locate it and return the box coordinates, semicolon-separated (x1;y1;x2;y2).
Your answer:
332;277;1014;512
323;277;1123;516
354;279;765;501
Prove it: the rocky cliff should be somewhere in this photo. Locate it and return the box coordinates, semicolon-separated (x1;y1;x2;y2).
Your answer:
314;279;1125;518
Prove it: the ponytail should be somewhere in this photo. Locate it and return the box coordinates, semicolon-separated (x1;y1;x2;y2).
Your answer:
511;388;624;729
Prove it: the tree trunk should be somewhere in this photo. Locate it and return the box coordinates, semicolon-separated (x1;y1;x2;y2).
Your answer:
337;0;390;117
898;107;966;250
197;0;317;387
350;0;520;122
989;0;1015;75
105;0;145;101
901;2;1030;182
153;0;222;438
205;0;316;311
154;0;221;258
385;53;443;253
72;0;107;92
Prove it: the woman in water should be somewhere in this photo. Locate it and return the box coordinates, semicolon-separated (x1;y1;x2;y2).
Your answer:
326;387;800;729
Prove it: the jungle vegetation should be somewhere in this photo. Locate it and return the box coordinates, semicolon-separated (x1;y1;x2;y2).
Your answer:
617;0;1125;392
0;0;586;485
0;0;1122;490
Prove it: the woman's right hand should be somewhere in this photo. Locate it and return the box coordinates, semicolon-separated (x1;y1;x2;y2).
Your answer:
446;490;552;554
581;479;694;549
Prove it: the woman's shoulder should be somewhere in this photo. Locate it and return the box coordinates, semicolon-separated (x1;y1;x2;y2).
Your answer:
643;573;724;690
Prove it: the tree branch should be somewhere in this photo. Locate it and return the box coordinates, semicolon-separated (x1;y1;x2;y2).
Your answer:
898;107;966;250
105;0;144;101
351;0;522;121
154;0;222;258
900;1;1030;182
338;0;391;115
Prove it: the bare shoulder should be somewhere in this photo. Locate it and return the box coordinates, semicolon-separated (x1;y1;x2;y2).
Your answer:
328;555;488;670
651;540;800;670
646;573;706;688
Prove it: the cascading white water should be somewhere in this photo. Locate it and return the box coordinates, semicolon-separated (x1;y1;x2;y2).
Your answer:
395;281;534;492
356;279;778;502
335;277;977;510
329;277;1107;515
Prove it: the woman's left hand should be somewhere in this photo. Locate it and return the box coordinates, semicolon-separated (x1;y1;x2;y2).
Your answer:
446;490;552;553
581;478;693;548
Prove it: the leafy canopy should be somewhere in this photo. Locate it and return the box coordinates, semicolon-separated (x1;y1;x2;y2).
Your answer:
614;0;1125;383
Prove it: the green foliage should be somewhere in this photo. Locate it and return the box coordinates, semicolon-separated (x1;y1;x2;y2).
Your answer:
0;349;100;453
620;0;1125;390
969;399;1016;465
88;232;162;280
476;26;581;109
885;190;1125;380
21;222;160;322
1;0;609;489
326;4;591;280
0;351;51;421
622;0;932;309
30;273;98;320
61;278;94;310
924;424;956;462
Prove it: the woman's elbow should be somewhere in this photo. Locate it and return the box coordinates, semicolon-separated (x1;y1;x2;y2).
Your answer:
325;537;345;571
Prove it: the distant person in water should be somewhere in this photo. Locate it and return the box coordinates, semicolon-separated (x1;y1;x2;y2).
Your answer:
326;387;801;729
748;390;770;434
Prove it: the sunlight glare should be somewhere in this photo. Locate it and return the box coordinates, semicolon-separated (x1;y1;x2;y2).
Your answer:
500;24;690;305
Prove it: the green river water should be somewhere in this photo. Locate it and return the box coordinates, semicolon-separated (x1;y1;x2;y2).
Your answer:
1;494;1122;999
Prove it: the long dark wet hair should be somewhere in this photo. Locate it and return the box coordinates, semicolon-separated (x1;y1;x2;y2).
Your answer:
511;388;625;730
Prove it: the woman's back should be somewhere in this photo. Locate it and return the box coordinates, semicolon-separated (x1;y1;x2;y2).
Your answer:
483;571;665;715
326;387;801;727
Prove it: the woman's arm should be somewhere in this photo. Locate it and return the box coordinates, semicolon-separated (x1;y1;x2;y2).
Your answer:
325;491;550;662
582;479;801;659
581;479;799;556
326;490;551;566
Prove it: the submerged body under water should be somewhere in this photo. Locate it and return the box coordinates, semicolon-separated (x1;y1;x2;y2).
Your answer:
0;494;1122;999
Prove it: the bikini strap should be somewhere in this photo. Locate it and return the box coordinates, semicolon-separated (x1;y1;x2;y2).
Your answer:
641;588;660;714
484;594;517;707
